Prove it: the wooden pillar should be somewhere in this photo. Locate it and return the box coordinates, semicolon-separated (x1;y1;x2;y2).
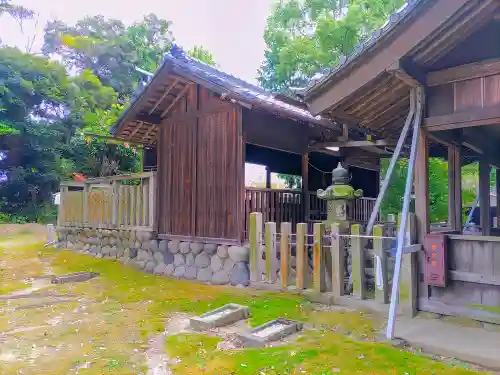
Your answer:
479;159;491;236
265;167;271;189
265;222;278;282
249;212;263;282
373;224;388;304
302;153;310;222
295;223;308;289
448;145;462;232
415;126;429;300
414;127;429;244
57;185;68;227
280;222;291;289
330;223;344;297
351;224;366;299
313;222;325;292
496;169;500;228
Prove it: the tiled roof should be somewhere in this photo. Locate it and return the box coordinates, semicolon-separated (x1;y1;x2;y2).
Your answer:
111;44;336;135
164;45;329;125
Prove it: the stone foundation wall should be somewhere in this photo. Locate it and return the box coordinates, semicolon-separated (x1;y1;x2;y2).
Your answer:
56;227;250;287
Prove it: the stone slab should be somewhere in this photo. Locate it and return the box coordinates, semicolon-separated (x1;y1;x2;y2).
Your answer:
237;318;303;348
51;272;99;284
393;317;500;370
189;303;250;331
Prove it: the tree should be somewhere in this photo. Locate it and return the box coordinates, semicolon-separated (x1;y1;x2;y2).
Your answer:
277;174;302;189
0;0;38;52
0;47;68;218
188;45;217;66
379;158;479;224
43;14;173;100
259;0;404;93
0;46;138;221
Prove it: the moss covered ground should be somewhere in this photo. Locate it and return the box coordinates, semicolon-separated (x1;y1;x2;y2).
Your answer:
0;233;489;374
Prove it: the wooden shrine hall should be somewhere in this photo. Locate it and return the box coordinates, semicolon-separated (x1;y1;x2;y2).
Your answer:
111;45;385;244
301;0;500;323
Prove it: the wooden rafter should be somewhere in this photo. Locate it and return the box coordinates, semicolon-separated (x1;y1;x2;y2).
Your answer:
127;121;143;139
140;124;157;142
350;81;407;118
363;95;409;125
160;84;191;118
148;79;180;115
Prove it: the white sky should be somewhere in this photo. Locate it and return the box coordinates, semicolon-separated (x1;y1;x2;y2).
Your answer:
0;0;274;83
0;0;284;185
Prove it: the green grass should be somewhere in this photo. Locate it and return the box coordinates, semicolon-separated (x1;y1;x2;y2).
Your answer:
467;304;500;316
0;237;489;375
49;249;384;337
165;330;481;375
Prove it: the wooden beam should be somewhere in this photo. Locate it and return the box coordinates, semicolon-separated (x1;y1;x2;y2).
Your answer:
387;63;421;87
302;153;310;222
148;79;179;115
160;83;191;118
140;125;157;143
479;159;491;236
415;127;429;244
448;145;462;231
496;169;500;228
265;167;271;189
427;58;500;87
306;0;471;115
424;105;500;131
340;123;349;141
312;139;395;149
450;270;500;286
127;122;142;139
135;113;162;125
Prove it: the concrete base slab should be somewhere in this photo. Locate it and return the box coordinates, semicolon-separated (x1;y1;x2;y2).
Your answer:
393;317;500;370
238;318;303;348
189;303;250;330
51;272;99;284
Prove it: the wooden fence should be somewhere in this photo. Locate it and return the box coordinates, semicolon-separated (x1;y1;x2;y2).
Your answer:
248;212;419;315
244;188;379;238
58;172;156;230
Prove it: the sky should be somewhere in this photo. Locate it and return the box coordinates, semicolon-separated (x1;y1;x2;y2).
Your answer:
0;0;282;185
0;0;274;83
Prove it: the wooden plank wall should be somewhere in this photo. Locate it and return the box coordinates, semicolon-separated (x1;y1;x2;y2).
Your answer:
157;84;244;240
196;108;243;239
426;59;500;126
423;237;500;320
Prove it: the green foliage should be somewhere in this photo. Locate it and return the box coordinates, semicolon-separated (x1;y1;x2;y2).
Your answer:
43;14;172;100
277;173;302;189
380;158;449;223
259;0;404;93
187;45;217;66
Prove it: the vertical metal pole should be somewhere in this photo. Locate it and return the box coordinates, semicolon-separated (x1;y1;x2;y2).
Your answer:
366;89;416;236
386;86;424;340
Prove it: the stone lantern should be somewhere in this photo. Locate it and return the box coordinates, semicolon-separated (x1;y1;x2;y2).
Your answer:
317;162;363;227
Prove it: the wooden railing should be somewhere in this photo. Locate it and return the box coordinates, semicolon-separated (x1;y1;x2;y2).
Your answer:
308;193;378;223
244;188;380;238
58;172;157;230
244;188;303;230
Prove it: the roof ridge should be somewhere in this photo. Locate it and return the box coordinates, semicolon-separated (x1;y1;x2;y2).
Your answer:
168;43;271;97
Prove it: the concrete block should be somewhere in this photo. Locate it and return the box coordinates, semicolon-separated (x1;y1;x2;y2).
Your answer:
189;303;250;330
237;318;303;348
